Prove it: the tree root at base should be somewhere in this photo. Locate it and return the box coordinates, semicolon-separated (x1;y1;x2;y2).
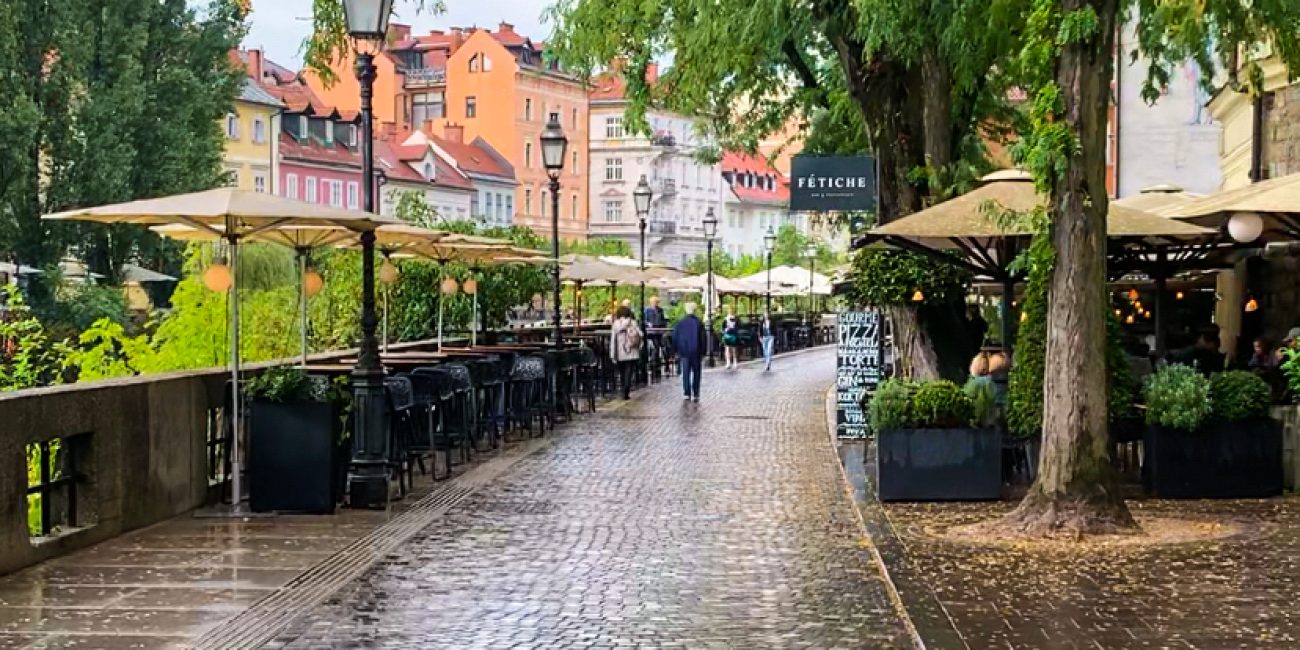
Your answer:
1001;490;1140;539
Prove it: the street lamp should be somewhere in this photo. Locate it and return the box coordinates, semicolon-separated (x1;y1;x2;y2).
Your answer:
703;208;718;367
763;226;776;315
540;113;568;347
804;242;817;326
343;0;392;509
633;175;653;381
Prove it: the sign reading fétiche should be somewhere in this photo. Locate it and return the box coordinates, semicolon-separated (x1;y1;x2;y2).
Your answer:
836;310;883;439
790;155;878;212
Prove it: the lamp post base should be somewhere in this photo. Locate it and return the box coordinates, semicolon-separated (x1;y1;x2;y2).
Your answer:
346;469;388;510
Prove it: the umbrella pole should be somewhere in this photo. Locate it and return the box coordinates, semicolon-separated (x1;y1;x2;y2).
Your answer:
472;289;478;347
382;282;389;354
437;279;444;352
228;236;243;510
298;249;308;367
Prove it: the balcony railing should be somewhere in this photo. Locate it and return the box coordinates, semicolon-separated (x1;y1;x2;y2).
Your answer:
650;132;677;148
403;68;446;88
648;220;677;235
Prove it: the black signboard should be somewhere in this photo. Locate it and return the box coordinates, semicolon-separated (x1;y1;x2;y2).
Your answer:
790;155;878;212
836;310;884;439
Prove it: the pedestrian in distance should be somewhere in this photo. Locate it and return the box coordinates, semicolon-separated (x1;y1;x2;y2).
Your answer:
759;311;776;372
722;305;739;369
672;302;707;402
610;306;642;399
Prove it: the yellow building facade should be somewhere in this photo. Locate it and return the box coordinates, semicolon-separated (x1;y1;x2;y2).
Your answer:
222;78;283;193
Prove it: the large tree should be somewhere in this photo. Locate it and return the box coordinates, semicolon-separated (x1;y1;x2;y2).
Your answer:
545;0;1024;379
1003;0;1300;533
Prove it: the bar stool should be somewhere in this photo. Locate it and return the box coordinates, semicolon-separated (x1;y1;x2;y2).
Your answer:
508;355;548;437
383;376;417;499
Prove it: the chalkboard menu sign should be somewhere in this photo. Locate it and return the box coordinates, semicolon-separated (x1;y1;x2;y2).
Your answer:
836;310;884;439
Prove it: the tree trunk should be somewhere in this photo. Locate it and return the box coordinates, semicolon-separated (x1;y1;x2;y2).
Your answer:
886;305;941;380
1006;0;1136;535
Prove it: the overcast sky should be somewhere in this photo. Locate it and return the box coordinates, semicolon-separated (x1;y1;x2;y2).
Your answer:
243;0;553;70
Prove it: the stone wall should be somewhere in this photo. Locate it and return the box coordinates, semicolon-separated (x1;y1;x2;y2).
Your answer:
0;368;227;576
1262;83;1300;179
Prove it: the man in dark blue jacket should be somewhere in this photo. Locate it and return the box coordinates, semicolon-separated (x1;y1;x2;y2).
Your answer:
672;302;708;402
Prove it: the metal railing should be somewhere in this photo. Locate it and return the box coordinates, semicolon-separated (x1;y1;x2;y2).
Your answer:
403;68;446;87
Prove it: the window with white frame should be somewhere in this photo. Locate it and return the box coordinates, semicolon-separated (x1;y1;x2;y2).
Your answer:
253;173;267;193
603;200;623;222
482;54;492;71
486;193;495;219
285;174;299;199
605;116;624;138
324;121;334;145
305;177;318;202
346;182;359;209
225;113;239;139
328;180;342;207
505;195;513;220
605;158;623;181
412;92;445;126
253;116;266;144
469;54;480;73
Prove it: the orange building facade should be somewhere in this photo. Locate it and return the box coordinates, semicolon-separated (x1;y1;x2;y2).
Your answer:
307;23;589;240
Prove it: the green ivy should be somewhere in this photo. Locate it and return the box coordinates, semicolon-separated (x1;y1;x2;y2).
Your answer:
849;249;970;308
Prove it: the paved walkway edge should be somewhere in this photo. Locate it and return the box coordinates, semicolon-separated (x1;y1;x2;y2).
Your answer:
823;387;928;650
190;436;554;650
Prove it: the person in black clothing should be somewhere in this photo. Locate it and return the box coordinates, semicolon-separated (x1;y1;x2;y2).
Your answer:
1189;331;1225;375
967;305;988;350
672;302;708;402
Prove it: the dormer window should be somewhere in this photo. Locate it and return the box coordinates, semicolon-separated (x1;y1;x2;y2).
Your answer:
347;124;358;147
424;162;434;180
298;115;308;140
324;121;334;145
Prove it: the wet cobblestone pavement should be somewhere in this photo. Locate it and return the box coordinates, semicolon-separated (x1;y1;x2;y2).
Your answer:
269;348;915;648
877;498;1300;649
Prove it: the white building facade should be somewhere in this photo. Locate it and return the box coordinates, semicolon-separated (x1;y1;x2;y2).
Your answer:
587;81;724;268
719;151;794;257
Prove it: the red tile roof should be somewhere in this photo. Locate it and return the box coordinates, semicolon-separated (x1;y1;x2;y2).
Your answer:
375;140;427;183
260;80;335;116
393;143;429;161
722;151;790;204
430;134;512;181
375;140;476;192
589;72;626;101
280;132;362;169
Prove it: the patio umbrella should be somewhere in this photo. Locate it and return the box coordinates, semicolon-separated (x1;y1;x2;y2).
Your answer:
1164;172;1300;243
44;187;396;512
400;235;540;349
866;170;1214;354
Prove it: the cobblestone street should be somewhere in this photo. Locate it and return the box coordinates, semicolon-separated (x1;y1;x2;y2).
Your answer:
265;348;914;648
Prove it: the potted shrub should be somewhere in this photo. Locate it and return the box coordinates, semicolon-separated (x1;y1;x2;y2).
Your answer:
1143;367;1281;498
871;378;1002;501
247;366;341;513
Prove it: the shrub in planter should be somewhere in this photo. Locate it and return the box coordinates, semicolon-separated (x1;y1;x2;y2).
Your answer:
1144;364;1211;431
247;366;341;513
1209;370;1272;421
868;379;915;433
875;378;1000;502
1143;365;1281;498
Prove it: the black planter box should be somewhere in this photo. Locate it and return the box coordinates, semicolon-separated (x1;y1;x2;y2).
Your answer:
1144;417;1283;499
249;400;339;514
876;428;1002;501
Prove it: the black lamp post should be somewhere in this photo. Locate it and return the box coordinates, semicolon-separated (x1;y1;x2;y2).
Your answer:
540;113;568;347
805;242;817;325
703;208;718;367
633;175;652;380
343;0;393;510
763;226;776;315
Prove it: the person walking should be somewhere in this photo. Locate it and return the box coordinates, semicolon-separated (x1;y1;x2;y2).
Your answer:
610;306;642;399
722;306;739;369
672;302;707;401
759;312;776;371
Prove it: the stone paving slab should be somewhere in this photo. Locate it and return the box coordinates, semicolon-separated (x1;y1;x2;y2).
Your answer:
877;497;1300;649
266;348;915;648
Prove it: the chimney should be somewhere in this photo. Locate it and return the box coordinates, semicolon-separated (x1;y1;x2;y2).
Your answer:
379;121;397;141
443;123;465;144
429;29;444;36
498;22;515;34
645;63;659;85
247;49;264;81
388;23;411;43
450;28;465;53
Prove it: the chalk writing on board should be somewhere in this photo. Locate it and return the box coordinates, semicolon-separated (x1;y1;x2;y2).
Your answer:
836;310;883;439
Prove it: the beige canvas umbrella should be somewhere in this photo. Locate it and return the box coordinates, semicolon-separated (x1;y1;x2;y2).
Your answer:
1113;184;1203;217
44;187;397;513
150;221;445;366
1164;172;1300;242
867;170;1213;355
